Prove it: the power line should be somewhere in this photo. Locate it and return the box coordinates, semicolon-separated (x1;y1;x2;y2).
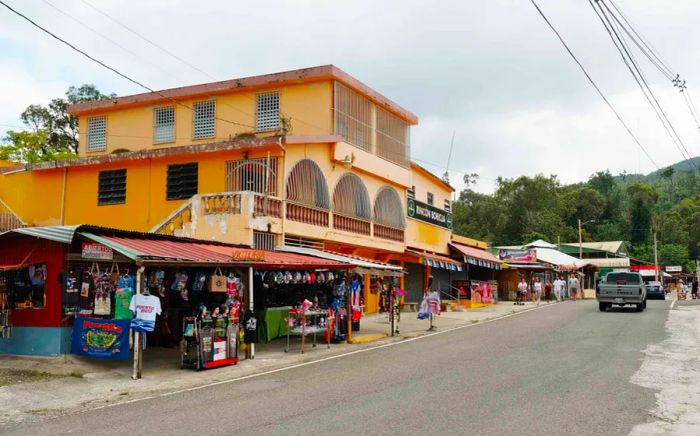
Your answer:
590;0;696;170
0;0;254;130
39;0;189;84
78;0;217;82
528;0;660;170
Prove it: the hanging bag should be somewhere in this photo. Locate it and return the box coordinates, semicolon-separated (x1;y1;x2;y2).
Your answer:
209;268;227;293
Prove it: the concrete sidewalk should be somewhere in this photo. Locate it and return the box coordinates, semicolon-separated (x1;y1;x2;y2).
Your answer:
0;300;559;425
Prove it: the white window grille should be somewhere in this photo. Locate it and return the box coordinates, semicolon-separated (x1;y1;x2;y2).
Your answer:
154;106;175;144
226;157;278;195
256;91;280;132
427;192;434;206
444;199;451;213
87;116;107;151
253;231;276;251
283;235;324;250
193;100;215;139
407;185;415;199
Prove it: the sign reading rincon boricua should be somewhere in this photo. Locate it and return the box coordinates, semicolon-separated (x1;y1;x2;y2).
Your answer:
407;198;452;229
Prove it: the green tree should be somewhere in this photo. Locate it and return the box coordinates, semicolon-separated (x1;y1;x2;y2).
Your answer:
1;84;114;162
626;183;658;244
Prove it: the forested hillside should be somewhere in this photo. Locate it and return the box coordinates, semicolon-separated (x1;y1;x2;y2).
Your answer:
452;163;700;271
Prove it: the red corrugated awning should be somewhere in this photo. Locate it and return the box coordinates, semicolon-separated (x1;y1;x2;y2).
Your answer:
0;264;22;271
87;235;351;269
450;243;503;270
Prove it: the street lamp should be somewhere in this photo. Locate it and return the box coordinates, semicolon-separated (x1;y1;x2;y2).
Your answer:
578;219;596;260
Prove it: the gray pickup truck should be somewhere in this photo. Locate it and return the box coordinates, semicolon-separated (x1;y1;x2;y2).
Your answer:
597;272;647;312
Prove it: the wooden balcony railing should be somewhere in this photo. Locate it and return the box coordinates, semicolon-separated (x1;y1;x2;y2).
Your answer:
286;202;329;227
154;203;193;235
373;223;405;242
333;214;371;235
201;193;241;215
253;195;282;218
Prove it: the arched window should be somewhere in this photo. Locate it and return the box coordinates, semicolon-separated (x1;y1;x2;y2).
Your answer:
332;173;371;220
373;186;406;228
285;159;330;209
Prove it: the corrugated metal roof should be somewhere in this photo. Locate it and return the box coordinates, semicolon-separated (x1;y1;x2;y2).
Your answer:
276;246;403;272
450;243;503;269
12;225;80;244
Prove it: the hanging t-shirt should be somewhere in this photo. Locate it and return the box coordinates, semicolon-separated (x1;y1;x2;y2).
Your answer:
114;288;134;320
63;271;80;306
242;310;258;344
129;293;162;322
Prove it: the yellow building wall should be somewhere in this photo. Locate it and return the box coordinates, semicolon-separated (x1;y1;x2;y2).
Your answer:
78;82;333;155
404;165;453;254
0;169;64;227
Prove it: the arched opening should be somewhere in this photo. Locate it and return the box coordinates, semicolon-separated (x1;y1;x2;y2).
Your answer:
332;173;371;235
373;186;406;242
285;159;330;226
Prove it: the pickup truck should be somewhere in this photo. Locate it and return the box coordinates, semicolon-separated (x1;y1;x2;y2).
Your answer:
597;272;646;312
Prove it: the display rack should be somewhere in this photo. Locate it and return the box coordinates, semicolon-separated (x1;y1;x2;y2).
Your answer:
285;308;330;353
180;316;239;370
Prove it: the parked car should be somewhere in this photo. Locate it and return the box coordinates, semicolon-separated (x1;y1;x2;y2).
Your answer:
596;272;646;312
645;281;665;300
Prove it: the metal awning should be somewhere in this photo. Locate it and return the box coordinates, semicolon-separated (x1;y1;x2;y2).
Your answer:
275;245;404;277
449;243;503;270
405;249;463;272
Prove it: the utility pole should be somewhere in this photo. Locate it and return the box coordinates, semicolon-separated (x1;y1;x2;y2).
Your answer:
653;231;659;283
578;219;583;260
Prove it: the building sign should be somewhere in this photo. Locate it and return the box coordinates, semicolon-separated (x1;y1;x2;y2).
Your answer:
666;265;682;273
82;242;114;260
499;249;537;263
407;198;453;229
71;317;130;359
232;250;266;262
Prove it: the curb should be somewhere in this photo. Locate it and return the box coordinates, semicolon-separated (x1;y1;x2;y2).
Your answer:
348;333;387;344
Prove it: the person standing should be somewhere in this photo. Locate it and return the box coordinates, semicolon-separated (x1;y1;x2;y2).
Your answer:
544;279;553;303
532;277;542;304
516;277;528;305
692;279;698;299
553;276;565;301
568;274;580;301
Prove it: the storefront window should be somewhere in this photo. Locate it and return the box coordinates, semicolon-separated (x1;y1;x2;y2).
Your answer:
4;264;46;309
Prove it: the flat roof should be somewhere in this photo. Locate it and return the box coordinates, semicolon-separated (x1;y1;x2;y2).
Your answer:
67;65;418;124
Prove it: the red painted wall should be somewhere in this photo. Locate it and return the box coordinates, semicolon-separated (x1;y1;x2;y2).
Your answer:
0;236;66;327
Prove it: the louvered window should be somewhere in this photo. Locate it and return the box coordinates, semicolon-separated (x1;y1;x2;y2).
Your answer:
253;231;276;251
256;91;280;132
444;199;451;213
98;169;126;205
427;192;434;206
87;116;107;151
167;163;198;200
193;100;215;139
154;106;175;144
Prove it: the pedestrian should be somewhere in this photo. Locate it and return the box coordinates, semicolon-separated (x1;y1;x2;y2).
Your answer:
692;279;698;299
516;277;528;305
553;275;565;301
568;274;580;301
533;277;542;304
544;279;553;303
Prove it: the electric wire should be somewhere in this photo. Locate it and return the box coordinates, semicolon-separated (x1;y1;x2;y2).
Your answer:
0;0;254;129
591;0;696;170
528;0;660;170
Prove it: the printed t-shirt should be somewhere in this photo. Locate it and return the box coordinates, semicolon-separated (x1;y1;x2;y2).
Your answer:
114;288;134;320
128;294;162;322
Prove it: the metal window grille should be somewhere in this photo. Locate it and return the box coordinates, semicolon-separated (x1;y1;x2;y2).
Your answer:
427;192;434;206
167;163;198;200
333;82;372;152
226;157;278;195
376;107;409;167
253;231;277;251
256;91;280;132
98;169;126;205
444;199;451;213
154;106;175;144
332;173;371;220
283;235;324;250
373;187;406;229
192;100;215;138
407;185;415;199
285;159;330;209
87;116;107;151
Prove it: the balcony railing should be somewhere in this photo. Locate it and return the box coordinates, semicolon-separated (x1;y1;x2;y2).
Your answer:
286;202;329;227
253;195;282;218
0;199;25;232
202;193;241;215
373;223;405;242
333;214;371;236
154;202;193;235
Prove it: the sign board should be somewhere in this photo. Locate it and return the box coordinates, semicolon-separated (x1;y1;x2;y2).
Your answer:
499;249;537;263
81;242;113;260
232;250;266;262
407;198;453;230
665;265;682;273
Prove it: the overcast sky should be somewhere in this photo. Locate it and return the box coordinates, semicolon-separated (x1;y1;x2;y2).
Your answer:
1;0;699;193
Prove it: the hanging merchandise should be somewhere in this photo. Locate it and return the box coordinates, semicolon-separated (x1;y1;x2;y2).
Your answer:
242;309;259;344
209;268;226;293
114;273;135;321
62;270;80;311
92;265;115;316
129;292;162;333
148;270;166;297
71;317;130;359
171;272;189;301
226;273;239;299
0;274;10;339
79;268;95;315
192;272;207;293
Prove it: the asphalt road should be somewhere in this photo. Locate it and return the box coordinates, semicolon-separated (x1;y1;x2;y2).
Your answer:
5;299;672;435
